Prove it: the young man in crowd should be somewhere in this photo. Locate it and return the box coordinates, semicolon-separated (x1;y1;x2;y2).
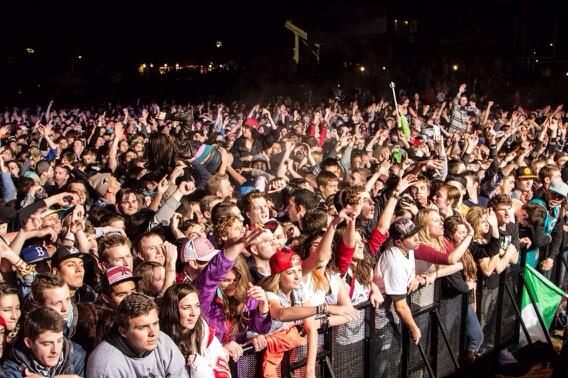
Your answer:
98;233;135;271
30;273;77;337
50;245;96;303
374;218;424;376
86;293;187;377
2;307;86;377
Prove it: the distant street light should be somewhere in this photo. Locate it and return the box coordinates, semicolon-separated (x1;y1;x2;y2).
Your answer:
216;41;223;48
26;48;35;54
77;55;82;60
359;66;366;72
452;64;458;71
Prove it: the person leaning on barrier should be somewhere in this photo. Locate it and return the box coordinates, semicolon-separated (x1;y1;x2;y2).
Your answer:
374;218;425;344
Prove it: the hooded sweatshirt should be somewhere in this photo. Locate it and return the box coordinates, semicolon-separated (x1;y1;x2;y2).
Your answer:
86;327;188;378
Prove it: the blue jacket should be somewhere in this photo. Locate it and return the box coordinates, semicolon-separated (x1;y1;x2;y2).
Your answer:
1;336;85;377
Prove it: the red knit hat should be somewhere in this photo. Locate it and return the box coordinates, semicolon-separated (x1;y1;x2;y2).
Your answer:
269;248;302;275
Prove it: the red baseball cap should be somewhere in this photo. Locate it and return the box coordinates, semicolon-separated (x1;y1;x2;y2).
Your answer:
269;248;302;275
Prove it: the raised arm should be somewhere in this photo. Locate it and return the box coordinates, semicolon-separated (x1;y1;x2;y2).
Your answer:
108;122;123;172
302;208;355;276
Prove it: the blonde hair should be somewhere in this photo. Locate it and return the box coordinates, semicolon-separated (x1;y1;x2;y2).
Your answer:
415;208;446;252
466;206;487;240
262;273;283;295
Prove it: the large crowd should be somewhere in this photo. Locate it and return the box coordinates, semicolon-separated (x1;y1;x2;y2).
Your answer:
0;82;565;377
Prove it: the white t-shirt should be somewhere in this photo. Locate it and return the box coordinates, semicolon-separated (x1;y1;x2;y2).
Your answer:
374;246;415;297
303;271;341;306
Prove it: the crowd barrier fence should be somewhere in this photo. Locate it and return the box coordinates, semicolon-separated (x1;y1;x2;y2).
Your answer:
230;260;559;377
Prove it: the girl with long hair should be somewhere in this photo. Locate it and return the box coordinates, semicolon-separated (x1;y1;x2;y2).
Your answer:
413;208;474;281
193;227;272;362
443;215;484;363
465;206;518;338
160;282;230;377
261;208;359;378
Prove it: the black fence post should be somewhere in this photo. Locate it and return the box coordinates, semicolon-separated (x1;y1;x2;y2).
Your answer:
494;272;506;350
460;291;469;359
401;319;410;378
364;305;376;378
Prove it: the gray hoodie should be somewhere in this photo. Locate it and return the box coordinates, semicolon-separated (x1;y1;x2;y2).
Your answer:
86;328;188;378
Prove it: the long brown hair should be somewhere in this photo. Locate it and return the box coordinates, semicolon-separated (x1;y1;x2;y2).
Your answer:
465;206;487;241
220;255;253;340
159;283;204;358
444;215;477;282
133;261;163;297
332;226;373;288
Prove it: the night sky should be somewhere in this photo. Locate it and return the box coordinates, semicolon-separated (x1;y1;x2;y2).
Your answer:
2;0;567;88
8;0;564;64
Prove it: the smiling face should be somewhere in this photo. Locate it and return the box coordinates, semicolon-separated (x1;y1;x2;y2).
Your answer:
352;232;365;261
0;294;20;331
280;265;302;292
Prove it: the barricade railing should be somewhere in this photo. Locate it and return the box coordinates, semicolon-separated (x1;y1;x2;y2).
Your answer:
230;263;555;377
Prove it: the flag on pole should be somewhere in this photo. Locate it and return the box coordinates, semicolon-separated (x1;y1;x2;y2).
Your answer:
519;265;566;346
398;114;410;138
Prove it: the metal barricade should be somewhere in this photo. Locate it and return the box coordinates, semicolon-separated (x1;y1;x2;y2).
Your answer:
229;266;542;378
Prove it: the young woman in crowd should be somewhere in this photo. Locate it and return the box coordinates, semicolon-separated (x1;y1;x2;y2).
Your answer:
0;284;21;360
466;206;519;339
160;282;230;377
443;215;484;363
414;208;474;281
